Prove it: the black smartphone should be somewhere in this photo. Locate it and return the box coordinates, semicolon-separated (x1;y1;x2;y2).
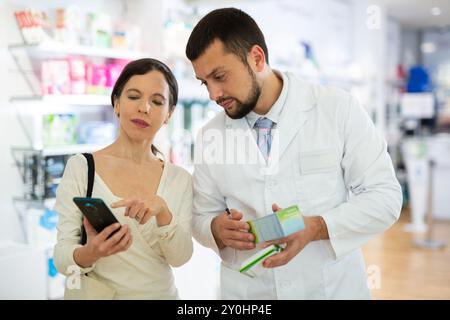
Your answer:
73;197;120;234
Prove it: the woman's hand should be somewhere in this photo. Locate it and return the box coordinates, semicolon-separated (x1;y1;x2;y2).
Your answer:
74;218;133;268
110;195;172;226
84;218;133;259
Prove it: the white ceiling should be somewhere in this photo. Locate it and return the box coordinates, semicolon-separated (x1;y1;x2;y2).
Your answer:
379;0;450;29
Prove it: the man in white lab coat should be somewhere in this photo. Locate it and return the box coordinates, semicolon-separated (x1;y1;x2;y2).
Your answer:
185;8;402;299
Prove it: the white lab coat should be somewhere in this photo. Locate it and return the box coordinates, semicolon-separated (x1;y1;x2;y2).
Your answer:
192;72;402;300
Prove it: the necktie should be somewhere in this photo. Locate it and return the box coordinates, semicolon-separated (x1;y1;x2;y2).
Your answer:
254;117;275;161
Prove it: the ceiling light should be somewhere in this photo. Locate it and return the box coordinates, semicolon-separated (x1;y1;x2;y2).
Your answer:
431;7;442;16
421;42;436;53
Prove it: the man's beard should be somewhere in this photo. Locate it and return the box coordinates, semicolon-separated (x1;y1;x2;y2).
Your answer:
218;69;261;120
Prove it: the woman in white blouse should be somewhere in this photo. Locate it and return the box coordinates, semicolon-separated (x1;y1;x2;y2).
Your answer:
53;58;193;299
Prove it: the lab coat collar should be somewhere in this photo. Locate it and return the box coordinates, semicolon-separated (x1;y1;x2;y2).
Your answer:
245;70;288;128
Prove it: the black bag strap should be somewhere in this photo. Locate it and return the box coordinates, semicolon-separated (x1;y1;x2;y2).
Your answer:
83;153;95;198
80;153;95;245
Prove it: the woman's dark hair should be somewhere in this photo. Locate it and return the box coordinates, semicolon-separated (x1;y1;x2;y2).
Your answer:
111;58;178;109
111;58;178;156
185;7;269;66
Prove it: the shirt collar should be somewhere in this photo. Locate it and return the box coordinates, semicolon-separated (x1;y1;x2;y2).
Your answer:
245;70;288;128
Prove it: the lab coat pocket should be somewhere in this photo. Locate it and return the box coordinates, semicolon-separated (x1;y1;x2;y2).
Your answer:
220;263;246;299
322;250;370;299
298;149;338;201
219;247;236;269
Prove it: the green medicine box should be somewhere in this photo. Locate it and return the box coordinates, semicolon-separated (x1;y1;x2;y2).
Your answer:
239;244;283;277
248;205;305;243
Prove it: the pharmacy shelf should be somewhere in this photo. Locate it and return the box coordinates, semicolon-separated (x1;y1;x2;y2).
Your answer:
10;94;112;114
10;94;111;106
12;143;109;157
13;197;56;208
39;143;108;156
8;41;148;60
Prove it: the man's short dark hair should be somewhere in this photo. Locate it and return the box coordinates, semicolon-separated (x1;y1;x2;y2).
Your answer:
185;7;269;65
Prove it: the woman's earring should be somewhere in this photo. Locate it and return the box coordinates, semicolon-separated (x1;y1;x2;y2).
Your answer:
114;101;120;117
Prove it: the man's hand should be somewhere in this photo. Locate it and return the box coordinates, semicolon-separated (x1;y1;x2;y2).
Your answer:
211;209;255;251
261;203;329;268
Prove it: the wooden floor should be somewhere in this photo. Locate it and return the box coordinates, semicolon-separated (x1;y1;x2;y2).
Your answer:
362;208;450;299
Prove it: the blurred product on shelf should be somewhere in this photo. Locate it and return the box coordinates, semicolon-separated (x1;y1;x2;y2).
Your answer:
396;64;407;92
112;26;127;49
106;61;127;88
54;6;83;45
15;6;142;51
43;114;117;147
438;98;450;128
14;152;72;200
112;20;142;51
407;65;432;93
86;63;108;94
44;155;66;198
41;59;71;94
24;208;58;246
41;58;127;95
42;114;78;146
68;57;87;94
54;8;67;43
22;153;45;200
14;9;52;44
86;12;112;48
77;121;117;145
